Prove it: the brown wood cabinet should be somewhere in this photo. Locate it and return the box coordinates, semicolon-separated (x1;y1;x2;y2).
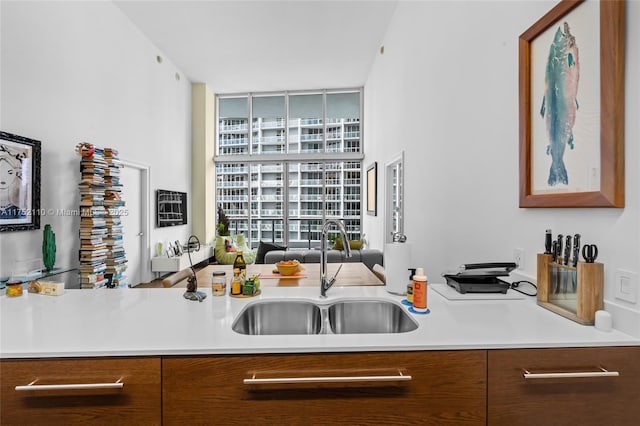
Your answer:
2;346;639;425
487;346;640;426
162;351;487;425
0;357;161;426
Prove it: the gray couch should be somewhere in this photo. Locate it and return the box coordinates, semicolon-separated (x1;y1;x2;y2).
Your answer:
264;249;383;271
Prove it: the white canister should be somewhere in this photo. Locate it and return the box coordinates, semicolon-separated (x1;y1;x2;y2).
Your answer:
594;310;612;332
384;242;411;295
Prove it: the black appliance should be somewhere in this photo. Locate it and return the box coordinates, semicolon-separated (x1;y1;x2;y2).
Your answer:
443;262;516;294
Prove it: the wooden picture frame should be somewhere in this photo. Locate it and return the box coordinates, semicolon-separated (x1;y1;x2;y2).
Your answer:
519;0;625;207
0;131;41;232
366;162;377;216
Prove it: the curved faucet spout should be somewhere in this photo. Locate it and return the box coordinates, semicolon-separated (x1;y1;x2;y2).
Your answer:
320;219;352;298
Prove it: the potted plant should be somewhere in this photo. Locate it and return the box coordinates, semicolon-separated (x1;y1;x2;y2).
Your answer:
217;206;230;236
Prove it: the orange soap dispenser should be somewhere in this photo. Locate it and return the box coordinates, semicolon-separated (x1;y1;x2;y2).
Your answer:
412;268;429;313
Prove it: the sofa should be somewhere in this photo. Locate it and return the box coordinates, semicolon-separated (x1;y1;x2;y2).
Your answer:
264;248;383;271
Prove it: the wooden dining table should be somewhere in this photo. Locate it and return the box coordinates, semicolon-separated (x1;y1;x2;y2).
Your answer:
190;262;383;288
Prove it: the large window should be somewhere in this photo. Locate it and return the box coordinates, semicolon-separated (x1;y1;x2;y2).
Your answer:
216;89;363;248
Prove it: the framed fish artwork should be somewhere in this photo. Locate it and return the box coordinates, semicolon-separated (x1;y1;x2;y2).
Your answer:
518;0;625;208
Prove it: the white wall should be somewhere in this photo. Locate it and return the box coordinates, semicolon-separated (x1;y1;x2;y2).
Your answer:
364;0;639;335
0;1;192;284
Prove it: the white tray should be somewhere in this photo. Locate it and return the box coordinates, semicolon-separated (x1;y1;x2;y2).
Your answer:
431;283;526;301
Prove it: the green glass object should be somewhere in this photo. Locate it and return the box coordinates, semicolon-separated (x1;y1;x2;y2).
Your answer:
42;224;56;272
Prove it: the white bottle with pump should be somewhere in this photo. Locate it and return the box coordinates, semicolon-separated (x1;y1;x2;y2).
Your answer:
412;268;428;313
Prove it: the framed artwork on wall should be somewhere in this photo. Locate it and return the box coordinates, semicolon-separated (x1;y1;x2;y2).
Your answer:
519;0;625;208
156;189;187;227
0;131;41;232
366;162;377;216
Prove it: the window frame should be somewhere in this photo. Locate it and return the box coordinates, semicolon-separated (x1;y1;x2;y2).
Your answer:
215;88;364;248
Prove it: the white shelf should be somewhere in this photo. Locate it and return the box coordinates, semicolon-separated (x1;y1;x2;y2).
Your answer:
151;245;212;274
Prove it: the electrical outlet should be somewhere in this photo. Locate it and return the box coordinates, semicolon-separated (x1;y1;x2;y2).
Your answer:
615;270;638;304
513;248;525;270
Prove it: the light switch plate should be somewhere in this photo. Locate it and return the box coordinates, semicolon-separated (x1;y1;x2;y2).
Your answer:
615;269;638;304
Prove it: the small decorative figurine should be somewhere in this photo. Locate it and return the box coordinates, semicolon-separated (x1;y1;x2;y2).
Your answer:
75;142;95;158
42;224;56;272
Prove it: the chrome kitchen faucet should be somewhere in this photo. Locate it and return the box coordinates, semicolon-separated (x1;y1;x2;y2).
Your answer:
320;219;352;298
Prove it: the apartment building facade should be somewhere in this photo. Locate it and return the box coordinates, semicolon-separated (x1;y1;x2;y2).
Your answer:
216;91;363;248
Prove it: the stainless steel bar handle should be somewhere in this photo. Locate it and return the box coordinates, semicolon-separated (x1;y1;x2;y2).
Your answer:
15;378;124;391
523;367;619;380
244;371;411;385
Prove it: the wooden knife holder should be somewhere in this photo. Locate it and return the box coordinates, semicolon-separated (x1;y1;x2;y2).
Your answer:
537;253;603;325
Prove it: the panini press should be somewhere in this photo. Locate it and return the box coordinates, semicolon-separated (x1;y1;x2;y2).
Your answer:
442;262;517;294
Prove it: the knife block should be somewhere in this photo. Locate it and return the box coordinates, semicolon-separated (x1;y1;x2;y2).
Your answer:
536;253;603;325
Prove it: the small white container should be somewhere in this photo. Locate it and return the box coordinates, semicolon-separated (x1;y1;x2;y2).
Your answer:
594;310;612;332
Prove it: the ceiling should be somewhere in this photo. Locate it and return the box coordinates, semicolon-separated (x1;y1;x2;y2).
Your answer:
114;1;398;94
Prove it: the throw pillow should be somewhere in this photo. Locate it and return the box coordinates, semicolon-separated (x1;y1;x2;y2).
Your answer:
255;241;287;264
332;238;363;251
349;240;364;250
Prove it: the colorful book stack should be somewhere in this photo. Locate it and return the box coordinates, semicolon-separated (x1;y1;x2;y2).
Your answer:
78;146;110;288
103;148;128;287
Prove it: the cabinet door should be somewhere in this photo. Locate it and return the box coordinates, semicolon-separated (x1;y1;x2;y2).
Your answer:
488;346;640;425
0;357;161;426
163;351;486;425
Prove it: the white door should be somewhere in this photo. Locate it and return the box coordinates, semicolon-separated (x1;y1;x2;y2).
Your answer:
385;152;405;243
120;164;144;286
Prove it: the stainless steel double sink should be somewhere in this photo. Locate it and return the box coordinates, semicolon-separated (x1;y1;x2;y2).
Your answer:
232;299;418;335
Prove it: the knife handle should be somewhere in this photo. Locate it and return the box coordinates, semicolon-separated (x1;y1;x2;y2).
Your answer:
551;241;558;262
563;235;572;265
572;234;581;267
544;229;552;254
556;234;563;262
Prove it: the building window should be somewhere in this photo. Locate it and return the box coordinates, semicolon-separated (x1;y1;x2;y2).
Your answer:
215;89;363;248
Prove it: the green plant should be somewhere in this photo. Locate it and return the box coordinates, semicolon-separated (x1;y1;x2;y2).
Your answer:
42;224;56;271
217;206;230;236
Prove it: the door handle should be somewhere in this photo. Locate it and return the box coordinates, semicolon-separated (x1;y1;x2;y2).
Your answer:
244;370;411;385
15;378;124;391
523;366;619;380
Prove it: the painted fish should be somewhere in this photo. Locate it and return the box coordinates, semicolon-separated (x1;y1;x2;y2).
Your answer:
540;22;580;186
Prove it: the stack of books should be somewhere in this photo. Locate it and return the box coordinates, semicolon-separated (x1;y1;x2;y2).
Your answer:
78;147;109;288
103;148;128;288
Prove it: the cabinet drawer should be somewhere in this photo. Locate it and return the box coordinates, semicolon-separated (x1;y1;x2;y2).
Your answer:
0;357;161;425
488;346;640;426
163;351;486;425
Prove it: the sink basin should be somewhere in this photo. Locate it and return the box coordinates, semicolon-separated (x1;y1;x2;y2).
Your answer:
232;299;418;335
328;300;418;334
232;301;322;335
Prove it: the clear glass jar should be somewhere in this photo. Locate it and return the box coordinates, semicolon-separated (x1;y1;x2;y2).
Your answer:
212;270;226;296
6;280;23;297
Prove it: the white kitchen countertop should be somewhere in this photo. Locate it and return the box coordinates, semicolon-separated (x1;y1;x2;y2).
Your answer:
1;284;638;359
